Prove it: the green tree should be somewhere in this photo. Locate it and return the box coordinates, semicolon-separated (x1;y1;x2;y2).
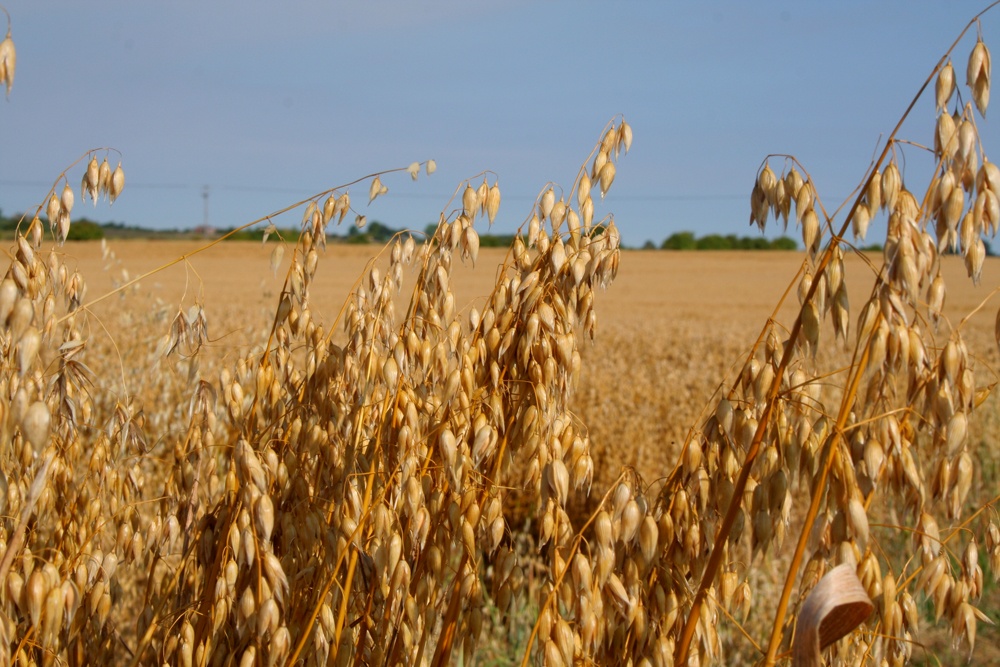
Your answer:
696;234;732;250
662;231;697;250
770;236;798;250
66;219;105;240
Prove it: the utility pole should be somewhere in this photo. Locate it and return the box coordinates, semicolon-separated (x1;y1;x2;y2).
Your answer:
202;185;210;229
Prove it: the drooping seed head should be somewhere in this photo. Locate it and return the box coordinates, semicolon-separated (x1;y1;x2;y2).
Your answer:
0;30;15;97
937;60;956;112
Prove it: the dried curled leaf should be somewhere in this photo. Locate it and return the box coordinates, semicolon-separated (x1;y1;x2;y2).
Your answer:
792;564;873;667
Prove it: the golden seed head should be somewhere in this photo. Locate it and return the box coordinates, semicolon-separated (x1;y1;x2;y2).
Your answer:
60;183;75;215
0;31;15;97
936;111;958;158
619;120;633;154
254;495;275;544
550;198;567;229
601;126;617;155
620;499;642;545
639;515;658;562
486;182;501;224
968;38;992;117
937;61;956;112
369;176;387;203
758;164;777;206
882;163;901;211
26;568;47;630
462;184;478;219
21;401;51;453
594;510;613;546
110;162;125;203
540;187;555;220
598;162;616;199
968;38;990;88
477;177;489;214
581;196;594;232
98;158;112;196
592;150;608;180
577;172;592;208
86;156;100;201
852;204;871;241
46;193;62;223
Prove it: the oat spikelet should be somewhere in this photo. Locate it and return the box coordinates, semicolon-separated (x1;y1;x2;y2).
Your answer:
463;184;478;218
968;37;992;116
937;61;956;112
852;205;870;240
598;162;616;199
46;193;61;223
617;120;633;154
476;177;489;215
936;111;958;158
0;29;15;98
369;176;386;203
85;157;100;204
98;158;112;198
758;164;778;207
110;162;125;203
486;182;500;225
540;187;555;220
882;163;901;211
61;182;75;215
21;401;51;453
335;192;350;223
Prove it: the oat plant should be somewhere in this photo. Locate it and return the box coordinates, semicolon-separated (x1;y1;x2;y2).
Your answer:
2;4;1000;667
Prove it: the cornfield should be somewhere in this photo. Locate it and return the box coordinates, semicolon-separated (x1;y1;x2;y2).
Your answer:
1;5;999;666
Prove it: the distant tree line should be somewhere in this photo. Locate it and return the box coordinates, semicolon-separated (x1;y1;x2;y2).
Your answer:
0;210;901;251
649;231;799;251
0;210;108;240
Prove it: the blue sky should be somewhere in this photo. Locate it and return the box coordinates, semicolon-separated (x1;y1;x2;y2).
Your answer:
1;2;998;246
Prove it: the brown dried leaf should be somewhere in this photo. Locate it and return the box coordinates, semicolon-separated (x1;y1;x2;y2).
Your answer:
792;564;873;667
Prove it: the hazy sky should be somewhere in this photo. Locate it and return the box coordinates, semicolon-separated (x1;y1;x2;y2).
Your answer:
1;2;998;246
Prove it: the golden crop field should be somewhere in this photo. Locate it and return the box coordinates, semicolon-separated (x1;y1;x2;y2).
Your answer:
4;5;1000;666
23;239;1000;666
68;241;1000;491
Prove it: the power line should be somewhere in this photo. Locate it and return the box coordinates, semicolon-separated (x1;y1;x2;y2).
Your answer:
2;180;752;202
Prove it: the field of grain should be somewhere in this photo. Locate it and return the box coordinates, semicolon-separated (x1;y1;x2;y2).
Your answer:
67;240;1000;477
42;239;1000;665
5;10;1000;663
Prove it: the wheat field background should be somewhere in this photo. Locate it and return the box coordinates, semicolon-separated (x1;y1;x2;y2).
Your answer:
6;1;1000;661
59;240;1000;664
